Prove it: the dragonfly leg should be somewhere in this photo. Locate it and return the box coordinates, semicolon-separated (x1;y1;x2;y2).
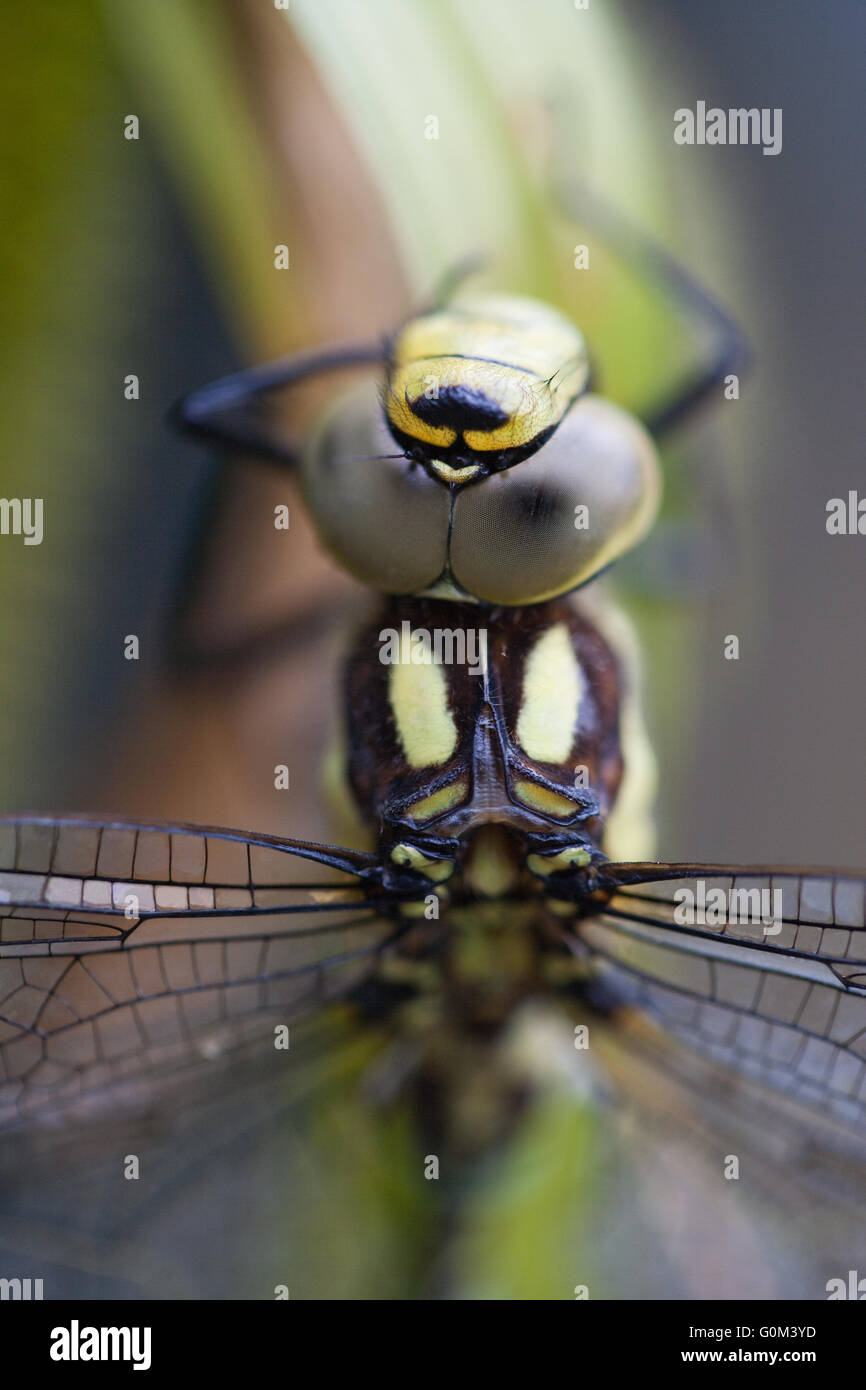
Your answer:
428;253;488;308
556;179;750;439
170;341;386;465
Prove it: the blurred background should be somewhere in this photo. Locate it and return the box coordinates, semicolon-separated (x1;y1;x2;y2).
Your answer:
1;0;864;1304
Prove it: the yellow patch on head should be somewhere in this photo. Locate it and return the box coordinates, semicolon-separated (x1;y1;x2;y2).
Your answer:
516;623;582;763
387;360;573;456
430;459;481;484
385;295;589;455
389;650;457;769
385;383;457;449
391;296;587;381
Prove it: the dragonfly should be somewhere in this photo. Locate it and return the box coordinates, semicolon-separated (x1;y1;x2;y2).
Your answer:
2;592;866;1135
171;187;745;613
2;643;866;1128
2;231;864;1299
2;596;866;1302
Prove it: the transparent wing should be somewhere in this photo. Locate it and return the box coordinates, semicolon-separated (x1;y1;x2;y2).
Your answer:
580;864;866;1127
586;998;866;1284
0;815;403;1128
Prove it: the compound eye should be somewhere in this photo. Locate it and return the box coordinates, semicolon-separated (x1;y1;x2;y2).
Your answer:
448;396;661;605
300;380;450;594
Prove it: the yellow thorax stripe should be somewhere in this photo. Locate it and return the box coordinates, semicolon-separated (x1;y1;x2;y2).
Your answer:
405;780;469;822
516;622;583;763
388;639;458;768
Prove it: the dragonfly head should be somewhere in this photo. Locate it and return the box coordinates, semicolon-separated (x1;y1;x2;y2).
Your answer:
302;291;660;606
382;293;591;488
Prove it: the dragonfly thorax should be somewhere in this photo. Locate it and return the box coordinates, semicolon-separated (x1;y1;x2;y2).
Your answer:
339;595;626;907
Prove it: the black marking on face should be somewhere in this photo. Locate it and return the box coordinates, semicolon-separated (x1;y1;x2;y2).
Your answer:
410;383;510;434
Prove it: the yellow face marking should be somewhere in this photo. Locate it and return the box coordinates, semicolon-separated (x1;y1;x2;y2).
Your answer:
390;843;455;882
405;779;469;823
516;623;582;763
389;650;457;769
386;294;589;455
387;361;571;455
430;460;481;484
385;385;457;448
513;780;577;819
